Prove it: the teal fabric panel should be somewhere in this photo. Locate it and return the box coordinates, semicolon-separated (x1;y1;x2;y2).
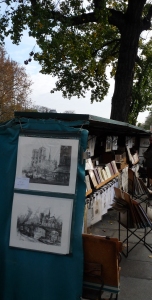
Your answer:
0;118;88;300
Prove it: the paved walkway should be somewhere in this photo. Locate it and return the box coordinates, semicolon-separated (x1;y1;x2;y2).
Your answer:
89;209;152;300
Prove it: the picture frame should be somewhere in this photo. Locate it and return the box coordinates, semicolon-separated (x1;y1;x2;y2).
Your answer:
139;147;147;157
139;156;145;165
105;136;112;152
140;138;150;148
14;136;79;194
9;193;73;255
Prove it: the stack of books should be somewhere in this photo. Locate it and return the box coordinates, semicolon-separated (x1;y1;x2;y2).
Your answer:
113;187;152;229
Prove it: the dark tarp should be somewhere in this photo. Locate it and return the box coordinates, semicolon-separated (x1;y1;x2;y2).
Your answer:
0;117;88;300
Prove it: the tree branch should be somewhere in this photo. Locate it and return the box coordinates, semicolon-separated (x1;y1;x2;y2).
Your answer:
30;0;103;25
135;55;143;67
141;5;152;31
108;9;125;32
92;38;120;57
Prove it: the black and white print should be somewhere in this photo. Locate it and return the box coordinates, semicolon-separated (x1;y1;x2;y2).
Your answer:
15;136;79;194
139;147;147;157
140;138;150;148
9;193;73;254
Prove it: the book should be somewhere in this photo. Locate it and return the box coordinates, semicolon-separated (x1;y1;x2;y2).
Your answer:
123;192;138;228
88;170;98;187
133;202;146;228
85;175;91;191
111;160;119;174
115;154;123;163
101;169;108;181
108;162;115;176
96;167;104;183
105;166;111;179
93;168;101;185
138;204;152;228
85;158;94;170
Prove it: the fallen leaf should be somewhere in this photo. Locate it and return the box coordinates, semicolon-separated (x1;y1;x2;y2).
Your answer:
123;243;129;248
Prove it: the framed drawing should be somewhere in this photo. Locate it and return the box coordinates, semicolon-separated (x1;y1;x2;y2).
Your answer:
105;136;112;152
14;136;79;194
139;156;145;165
139;147;147;157
140;138;150;148
9;193;73;255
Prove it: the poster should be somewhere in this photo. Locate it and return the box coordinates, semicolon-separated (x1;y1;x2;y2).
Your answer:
9;193;73;254
15;136;79;194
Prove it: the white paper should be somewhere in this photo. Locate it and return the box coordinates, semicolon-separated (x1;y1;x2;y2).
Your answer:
9;193;73;255
126;136;133;148
112;136;118;150
140;138;150;148
139;147;147;157
15;136;79;194
88;136;96;157
15;177;29;189
85;158;94;170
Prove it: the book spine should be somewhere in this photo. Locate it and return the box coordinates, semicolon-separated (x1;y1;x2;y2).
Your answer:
93;168;101;185
88;170;98;187
96;167;104;182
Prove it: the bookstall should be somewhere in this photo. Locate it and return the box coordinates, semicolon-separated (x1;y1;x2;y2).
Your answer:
14;112;150;233
0;111;150;300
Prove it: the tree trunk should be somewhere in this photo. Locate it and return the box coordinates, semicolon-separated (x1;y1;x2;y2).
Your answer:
110;0;146;122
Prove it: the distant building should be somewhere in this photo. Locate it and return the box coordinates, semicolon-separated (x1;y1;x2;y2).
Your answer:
31;147;47;166
52;146;71;184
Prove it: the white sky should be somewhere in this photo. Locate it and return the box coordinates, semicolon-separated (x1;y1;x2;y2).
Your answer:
4;32;149;124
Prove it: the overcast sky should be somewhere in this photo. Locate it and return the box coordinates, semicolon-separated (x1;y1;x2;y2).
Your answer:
4;31;149;124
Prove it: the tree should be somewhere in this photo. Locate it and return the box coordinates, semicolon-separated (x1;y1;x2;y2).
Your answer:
0;46;32;122
128;39;152;125
141;111;152;130
31;105;57;113
1;0;152;122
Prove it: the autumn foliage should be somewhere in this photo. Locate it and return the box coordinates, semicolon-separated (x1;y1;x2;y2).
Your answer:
0;47;32;122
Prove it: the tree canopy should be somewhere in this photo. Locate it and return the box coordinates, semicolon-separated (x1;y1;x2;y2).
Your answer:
1;0;152;123
0;46;32;122
140;110;152;130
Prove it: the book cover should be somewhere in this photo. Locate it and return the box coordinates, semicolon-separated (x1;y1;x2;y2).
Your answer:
111;160;119;174
109;162;115;176
93;168;101;185
123;192;138;228
138;204;152;228
96;167;104;182
107;163;115;176
85;175;91;191
85;158;94;170
105;166;112;179
88;170;98;187
101;169;108;181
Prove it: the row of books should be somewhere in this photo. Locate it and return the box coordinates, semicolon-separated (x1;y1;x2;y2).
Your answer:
113;187;152;229
85;160;119;191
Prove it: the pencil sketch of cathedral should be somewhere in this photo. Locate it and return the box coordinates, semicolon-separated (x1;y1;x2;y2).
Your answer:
22;145;72;186
17;208;62;246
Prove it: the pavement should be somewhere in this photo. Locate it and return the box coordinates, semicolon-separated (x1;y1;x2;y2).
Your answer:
89;208;152;300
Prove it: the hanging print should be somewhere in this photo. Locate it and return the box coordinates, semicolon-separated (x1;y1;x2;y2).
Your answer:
14;136;79;194
9;193;73;254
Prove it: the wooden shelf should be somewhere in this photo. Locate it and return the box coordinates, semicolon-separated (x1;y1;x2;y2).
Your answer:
95;173;119;190
86;189;93;196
